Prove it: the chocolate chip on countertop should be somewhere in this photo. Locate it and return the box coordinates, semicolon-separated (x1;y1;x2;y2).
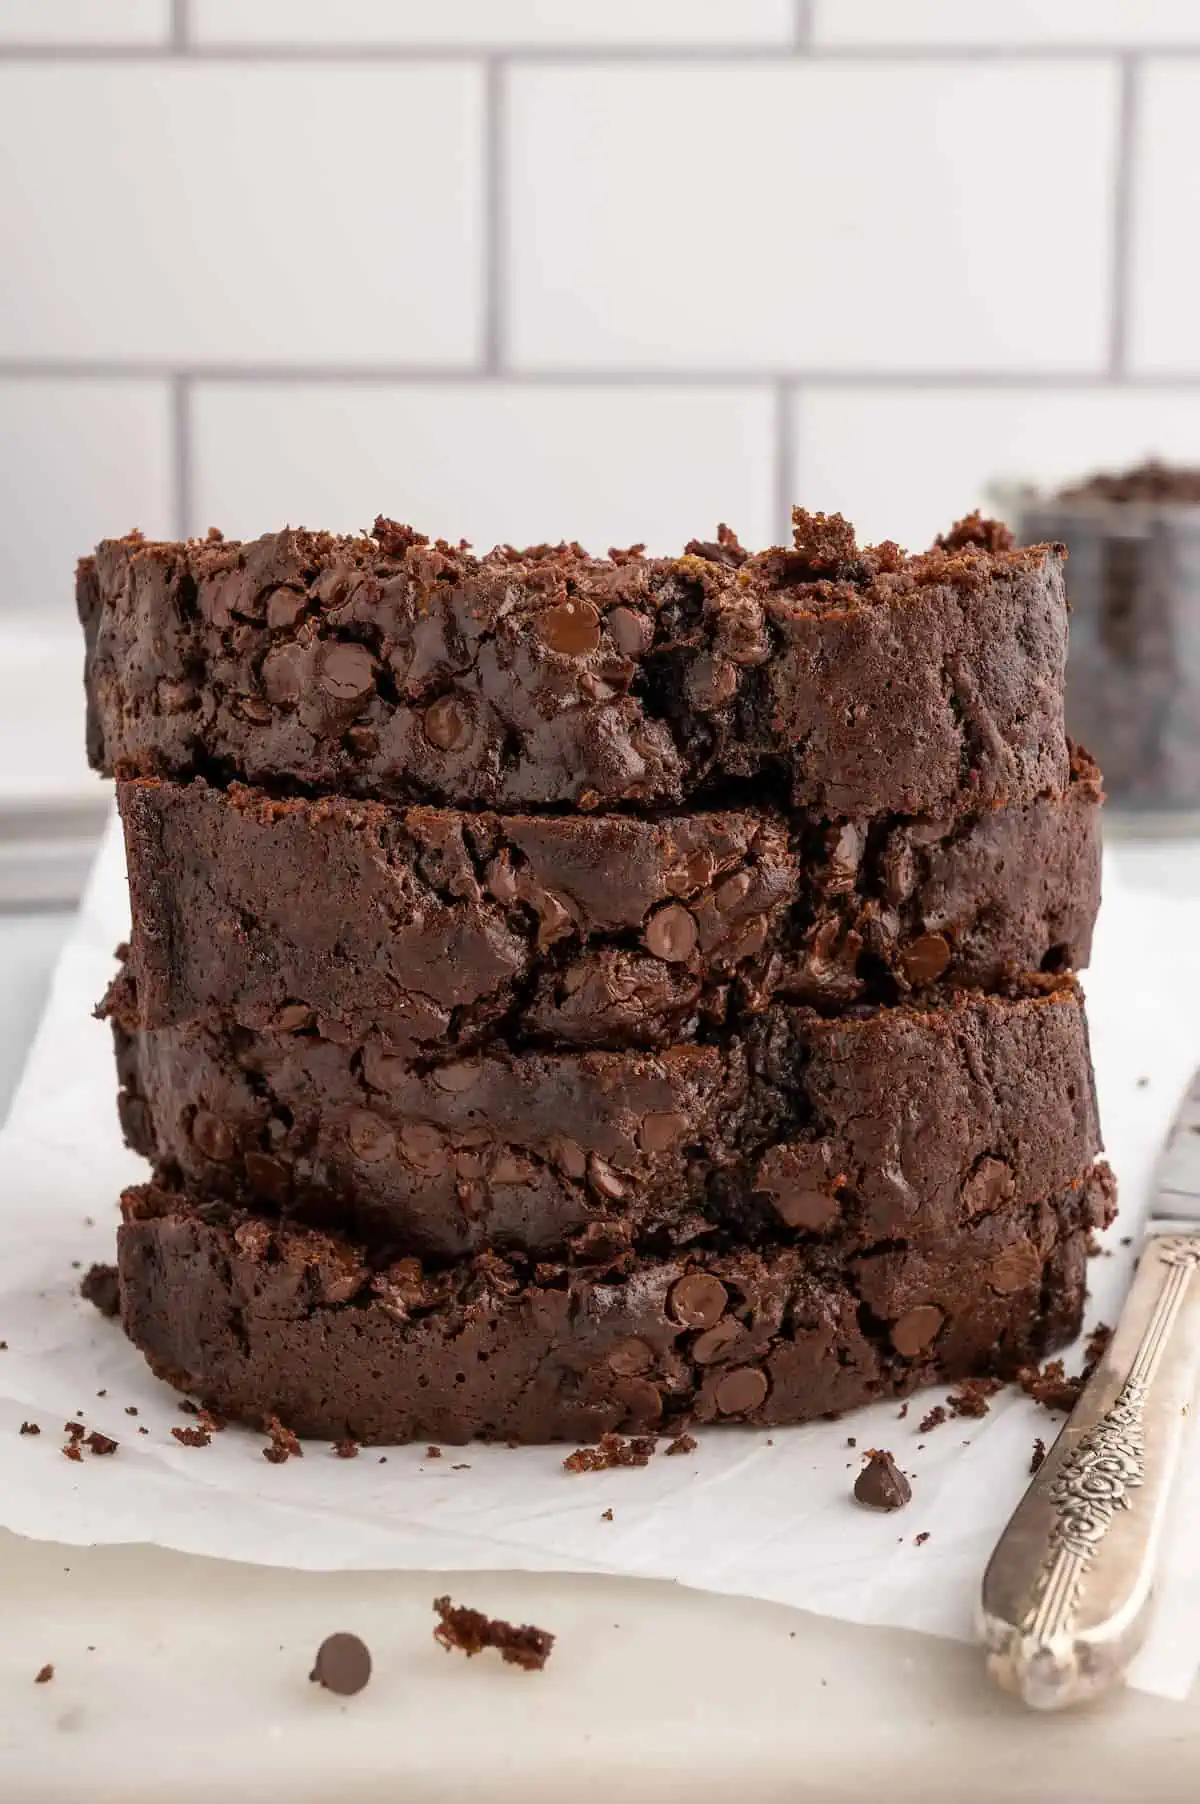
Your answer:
310;1632;372;1696
853;1450;912;1512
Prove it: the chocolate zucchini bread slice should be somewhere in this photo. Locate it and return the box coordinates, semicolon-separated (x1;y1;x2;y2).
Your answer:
106;970;1100;1261
80;510;1067;817
116;1163;1115;1445
117;748;1100;1051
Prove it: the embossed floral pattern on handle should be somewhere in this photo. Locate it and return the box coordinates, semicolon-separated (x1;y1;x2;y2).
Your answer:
981;1234;1200;1710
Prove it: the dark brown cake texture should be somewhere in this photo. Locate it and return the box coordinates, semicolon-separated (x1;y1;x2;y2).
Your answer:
81;503;1109;1446
115;1163;1114;1446
116;750;1100;1051
105;969;1099;1261
80;510;1068;819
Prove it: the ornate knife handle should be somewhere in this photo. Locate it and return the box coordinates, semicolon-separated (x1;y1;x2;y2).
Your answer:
980;1233;1200;1710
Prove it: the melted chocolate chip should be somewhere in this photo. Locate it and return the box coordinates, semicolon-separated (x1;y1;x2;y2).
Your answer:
422;695;473;753
890;1305;945;1358
901;933;952;986
713;1366;768;1416
668;1274;728;1329
644;905;698;963
317;642;375;704
537;600;601;658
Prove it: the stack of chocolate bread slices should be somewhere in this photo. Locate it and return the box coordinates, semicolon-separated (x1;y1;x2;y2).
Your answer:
78;507;1112;1445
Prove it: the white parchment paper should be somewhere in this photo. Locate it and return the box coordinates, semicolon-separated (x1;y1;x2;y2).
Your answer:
1;816;1198;1699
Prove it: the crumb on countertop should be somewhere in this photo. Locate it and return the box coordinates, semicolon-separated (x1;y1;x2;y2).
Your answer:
433;1596;554;1672
563;1432;655;1474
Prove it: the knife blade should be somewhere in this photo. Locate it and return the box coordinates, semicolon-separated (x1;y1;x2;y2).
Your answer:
979;1067;1200;1710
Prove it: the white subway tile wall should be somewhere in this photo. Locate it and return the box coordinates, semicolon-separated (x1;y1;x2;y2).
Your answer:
191;383;777;552
792;388;1200;551
814;1;1200;48
0;65;483;365
0;1;168;45
0;379;173;618
192;1;796;48
1130;62;1200;372
1;2;1199;620
506;61;1117;372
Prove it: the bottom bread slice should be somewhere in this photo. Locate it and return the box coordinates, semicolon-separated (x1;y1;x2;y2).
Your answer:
116;1163;1114;1445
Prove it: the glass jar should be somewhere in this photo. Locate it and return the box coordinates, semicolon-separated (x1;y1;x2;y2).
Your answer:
996;481;1200;834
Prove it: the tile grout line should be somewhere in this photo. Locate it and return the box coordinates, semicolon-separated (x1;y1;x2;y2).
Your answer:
0;43;1194;64
170;375;194;539
773;383;795;542
482;59;505;375
170;0;189;52
1108;53;1140;378
3;364;1196;388
794;1;816;49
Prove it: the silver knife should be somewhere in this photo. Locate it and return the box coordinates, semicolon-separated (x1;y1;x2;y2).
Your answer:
979;1068;1200;1710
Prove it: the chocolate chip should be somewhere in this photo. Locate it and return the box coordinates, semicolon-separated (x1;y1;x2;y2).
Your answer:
853;1450;911;1512
607;606;651;657
587;1155;626;1202
536;600;601;658
644;904;698;963
422;694;473;752
346;1110;395;1163
191;1110;234;1163
486;853;518;904
273;1002;314;1033
714;1366;768;1416
266;586;307;629
638;1111;686;1153
310;1632;372;1696
360;1045;407;1092
431;1062;479;1093
687;656;738;710
607;1338;653;1377
318;642;375;704
668;1274;728;1329
243;1150;291;1206
826;823;863;891
713;871;752;914
398;1123;447;1173
961;1156;1015;1215
754;1144;839;1232
550;1136;588;1180
261;641;308;706
890;1306;945;1358
900;933;952;986
988;1242;1042;1296
691;1319;743;1365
